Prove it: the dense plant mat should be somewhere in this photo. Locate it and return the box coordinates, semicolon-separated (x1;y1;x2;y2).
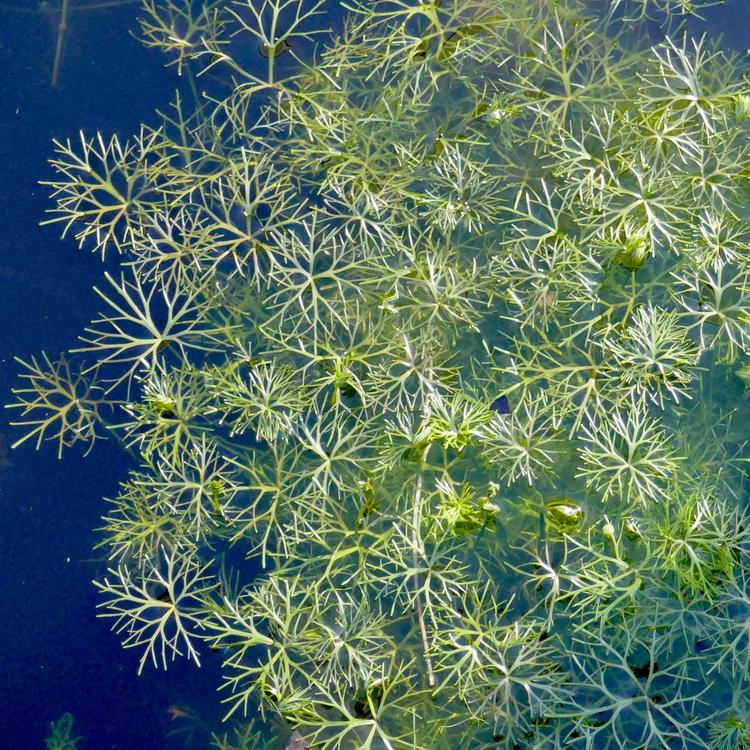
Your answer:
13;0;750;747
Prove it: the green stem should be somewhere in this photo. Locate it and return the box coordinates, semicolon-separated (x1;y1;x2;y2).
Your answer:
412;473;436;688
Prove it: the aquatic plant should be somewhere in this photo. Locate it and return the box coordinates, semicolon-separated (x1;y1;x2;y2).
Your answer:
10;0;750;747
7;352;104;459
45;712;80;750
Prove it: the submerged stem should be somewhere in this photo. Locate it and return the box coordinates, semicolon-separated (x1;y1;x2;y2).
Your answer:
412;473;436;688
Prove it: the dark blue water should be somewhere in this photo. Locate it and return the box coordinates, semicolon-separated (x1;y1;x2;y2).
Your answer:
1;1;750;748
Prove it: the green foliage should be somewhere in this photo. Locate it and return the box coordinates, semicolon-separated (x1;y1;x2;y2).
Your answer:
13;0;750;747
606;0;723;26
708;706;750;750
138;0;225;75
45;713;80;750
578;397;680;506
6;352;104;458
93;546;219;673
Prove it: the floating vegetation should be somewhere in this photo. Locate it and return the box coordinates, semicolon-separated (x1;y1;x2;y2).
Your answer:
45;713;80;750
10;0;750;747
